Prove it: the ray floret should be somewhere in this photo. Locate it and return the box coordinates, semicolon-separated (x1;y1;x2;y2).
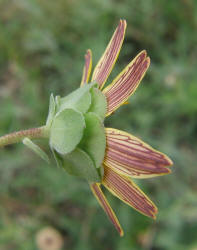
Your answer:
78;20;173;235
90;183;124;236
91;19;127;89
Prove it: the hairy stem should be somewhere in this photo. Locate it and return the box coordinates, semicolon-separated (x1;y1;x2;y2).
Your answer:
0;126;49;147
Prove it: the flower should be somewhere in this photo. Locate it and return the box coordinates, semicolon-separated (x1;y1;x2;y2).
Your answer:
0;19;173;237
80;20;173;236
35;227;64;250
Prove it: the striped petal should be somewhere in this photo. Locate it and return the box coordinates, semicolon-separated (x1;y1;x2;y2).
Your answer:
102;166;158;219
90;183;124;236
80;49;92;86
104;128;173;178
103;50;150;116
91;20;127;89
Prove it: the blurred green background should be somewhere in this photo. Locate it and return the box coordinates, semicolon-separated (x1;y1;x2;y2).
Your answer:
0;0;197;249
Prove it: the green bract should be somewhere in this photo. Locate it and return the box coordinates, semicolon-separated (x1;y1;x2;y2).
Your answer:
50;108;85;154
79;112;106;169
58;82;97;113
47;83;107;182
46;94;56;127
23;137;50;163
62;148;100;182
88;88;107;121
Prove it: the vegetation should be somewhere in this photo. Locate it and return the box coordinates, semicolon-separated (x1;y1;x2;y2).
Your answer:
0;0;197;249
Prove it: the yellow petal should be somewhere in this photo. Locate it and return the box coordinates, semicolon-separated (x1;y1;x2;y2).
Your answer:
104;128;173;178
102;166;158;219
90;182;124;236
103;50;150;116
80;49;92;86
91;20;127;89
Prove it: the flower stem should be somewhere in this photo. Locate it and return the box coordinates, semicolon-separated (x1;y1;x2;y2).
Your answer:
0;126;49;148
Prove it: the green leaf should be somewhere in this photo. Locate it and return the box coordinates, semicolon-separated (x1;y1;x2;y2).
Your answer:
62;148;101;182
79;112;106;168
58;82;96;114
51;147;64;168
46;94;56;127
55;95;61;110
50;108;85;154
23;137;50;163
88;88;107;121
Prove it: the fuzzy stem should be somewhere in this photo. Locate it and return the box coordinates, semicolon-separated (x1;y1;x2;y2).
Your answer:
0;126;49;148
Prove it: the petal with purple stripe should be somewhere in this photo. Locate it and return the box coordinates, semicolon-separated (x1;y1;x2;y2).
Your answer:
103;50;150;116
80;49;92;86
104;128;173;178
90;182;124;236
102;166;158;219
91;20;127;89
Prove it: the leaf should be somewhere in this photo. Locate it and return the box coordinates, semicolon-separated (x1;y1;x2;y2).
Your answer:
23;137;50;163
88;88;107;121
55;95;61;110
62;148;101;182
51;147;64;168
79;112;106;168
50;108;85;154
46;94;56;127
58;83;95;114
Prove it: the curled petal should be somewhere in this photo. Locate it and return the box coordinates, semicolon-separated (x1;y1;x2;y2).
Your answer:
90;183;124;236
80;49;92;86
91;20;127;89
103;166;158;219
104;128;173;178
103;50;150;116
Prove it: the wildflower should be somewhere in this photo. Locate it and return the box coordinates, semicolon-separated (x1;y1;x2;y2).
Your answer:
0;20;173;236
